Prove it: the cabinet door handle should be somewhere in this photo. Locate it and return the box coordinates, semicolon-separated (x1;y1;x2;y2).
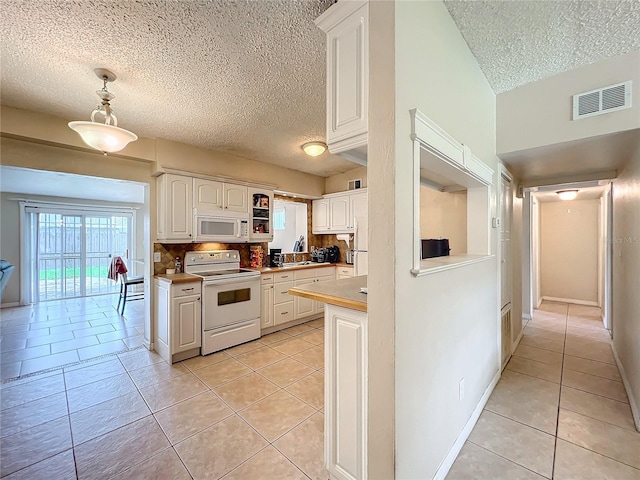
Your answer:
197;297;200;301
281;311;289;315
281;275;289;279
182;287;194;292
281;291;288;295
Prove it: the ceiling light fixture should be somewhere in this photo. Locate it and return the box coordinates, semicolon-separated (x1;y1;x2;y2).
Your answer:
302;141;327;157
68;68;138;155
557;189;578;201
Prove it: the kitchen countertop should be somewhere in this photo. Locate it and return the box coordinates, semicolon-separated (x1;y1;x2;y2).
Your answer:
154;273;202;284
289;275;367;312
253;262;350;273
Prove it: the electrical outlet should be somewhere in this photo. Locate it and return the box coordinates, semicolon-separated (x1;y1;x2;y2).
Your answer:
459;378;465;402
153;252;161;263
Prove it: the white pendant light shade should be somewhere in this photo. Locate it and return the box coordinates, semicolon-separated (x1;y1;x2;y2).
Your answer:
69;68;137;154
302;141;327;157
557;189;578;201
69;121;138;153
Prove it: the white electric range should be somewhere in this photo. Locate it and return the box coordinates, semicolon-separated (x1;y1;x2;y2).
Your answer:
184;250;261;355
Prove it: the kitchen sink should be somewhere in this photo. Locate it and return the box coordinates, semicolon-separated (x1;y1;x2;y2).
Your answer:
280;261;331;268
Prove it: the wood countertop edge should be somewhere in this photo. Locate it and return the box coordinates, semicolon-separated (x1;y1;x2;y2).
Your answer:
288;287;367;313
154;273;202;284
254;263;341;273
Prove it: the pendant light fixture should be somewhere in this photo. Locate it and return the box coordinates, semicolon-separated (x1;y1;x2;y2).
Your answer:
557;189;578;201
302;141;327;157
69;68;138;155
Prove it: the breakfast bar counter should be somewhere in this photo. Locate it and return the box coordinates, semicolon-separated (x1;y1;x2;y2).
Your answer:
288;275;367;312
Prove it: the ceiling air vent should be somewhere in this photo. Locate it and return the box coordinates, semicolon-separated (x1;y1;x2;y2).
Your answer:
573;81;632;120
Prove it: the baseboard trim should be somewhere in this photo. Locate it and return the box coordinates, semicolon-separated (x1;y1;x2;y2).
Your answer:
522;313;532;321
0;302;20;309
541;296;598;307
611;343;640;431
511;326;524;353
433;369;501;480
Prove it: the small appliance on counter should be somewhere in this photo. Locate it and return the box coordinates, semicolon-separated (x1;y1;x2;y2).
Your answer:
269;248;282;267
345;250;354;265
311;247;327;263
421;238;451;259
326;245;340;263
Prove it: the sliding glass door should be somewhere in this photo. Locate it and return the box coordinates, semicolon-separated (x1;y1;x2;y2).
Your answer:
28;208;133;302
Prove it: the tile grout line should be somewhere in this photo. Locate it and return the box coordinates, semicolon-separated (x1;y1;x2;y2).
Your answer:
549;303;568;480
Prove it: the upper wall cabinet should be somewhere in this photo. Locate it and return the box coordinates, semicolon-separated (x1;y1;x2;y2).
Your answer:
316;1;369;165
193;179;248;215
157;173;193;243
313;188;368;234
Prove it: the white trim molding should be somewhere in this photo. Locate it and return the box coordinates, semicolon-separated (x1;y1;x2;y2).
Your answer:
611;343;640;431
433;369;501;480
541;296;598;307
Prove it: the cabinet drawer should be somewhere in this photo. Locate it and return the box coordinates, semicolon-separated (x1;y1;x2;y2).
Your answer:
275;271;294;282
274;301;294;324
316;267;336;278
261;274;274;284
294;268;316;280
274;281;294;304
337;267;354;277
172;282;202;297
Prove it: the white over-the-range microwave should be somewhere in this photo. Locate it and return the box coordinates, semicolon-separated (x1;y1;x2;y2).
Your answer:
194;214;250;243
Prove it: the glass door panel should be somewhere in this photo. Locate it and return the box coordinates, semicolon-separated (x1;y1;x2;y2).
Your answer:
85;215;130;296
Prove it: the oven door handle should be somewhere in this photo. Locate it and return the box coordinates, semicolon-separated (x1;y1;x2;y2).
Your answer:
203;276;260;287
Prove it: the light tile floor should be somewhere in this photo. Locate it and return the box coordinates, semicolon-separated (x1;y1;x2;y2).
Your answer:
0;295;145;380
0;317;327;479
448;301;640;480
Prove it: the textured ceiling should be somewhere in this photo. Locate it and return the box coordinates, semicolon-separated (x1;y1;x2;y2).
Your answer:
2;1;640;181
0;0;354;177
444;0;640;93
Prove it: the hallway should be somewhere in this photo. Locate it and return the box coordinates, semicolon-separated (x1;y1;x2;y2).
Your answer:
448;301;640;479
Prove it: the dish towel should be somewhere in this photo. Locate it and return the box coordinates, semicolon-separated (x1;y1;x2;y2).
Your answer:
107;256;128;282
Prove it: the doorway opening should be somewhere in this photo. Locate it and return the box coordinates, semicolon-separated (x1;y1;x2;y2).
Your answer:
26;208;134;302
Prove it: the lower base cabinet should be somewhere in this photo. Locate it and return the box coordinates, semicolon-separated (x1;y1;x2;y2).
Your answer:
260;266;336;333
325;304;368;480
154;279;202;363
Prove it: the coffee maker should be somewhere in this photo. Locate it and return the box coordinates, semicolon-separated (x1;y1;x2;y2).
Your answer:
269;249;283;267
326;246;340;263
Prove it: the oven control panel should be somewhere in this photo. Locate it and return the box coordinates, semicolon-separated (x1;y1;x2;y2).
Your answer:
185;250;239;266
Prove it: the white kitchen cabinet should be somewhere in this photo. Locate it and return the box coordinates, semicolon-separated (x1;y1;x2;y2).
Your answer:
313;189;368;234
261;283;274;329
325;304;368;480
312;198;330;233
330;196;350;231
336;265;355;280
192;178;248;215
154;279;202;363
294;278;316;318
193;178;223;213
349;191;367;228
157;174;193;242
316;1;369;156
223;183;248;213
261;266;336;331
249;188;274;241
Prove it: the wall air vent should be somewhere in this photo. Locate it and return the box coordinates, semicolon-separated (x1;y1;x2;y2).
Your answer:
573;81;632;120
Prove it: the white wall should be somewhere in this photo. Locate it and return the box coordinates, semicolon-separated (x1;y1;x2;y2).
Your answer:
497;50;640;155
325;166;367;194
540;199;599;304
420;188;467;255
611;148;640;429
391;2;500;478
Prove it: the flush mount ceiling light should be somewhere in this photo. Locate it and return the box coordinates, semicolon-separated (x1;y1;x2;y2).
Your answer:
557;189;579;201
68;68;138;155
302;141;327;157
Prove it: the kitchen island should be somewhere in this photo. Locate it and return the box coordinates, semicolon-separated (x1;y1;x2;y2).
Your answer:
289;276;368;480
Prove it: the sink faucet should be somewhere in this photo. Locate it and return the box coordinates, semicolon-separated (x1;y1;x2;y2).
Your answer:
292;252;298;264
